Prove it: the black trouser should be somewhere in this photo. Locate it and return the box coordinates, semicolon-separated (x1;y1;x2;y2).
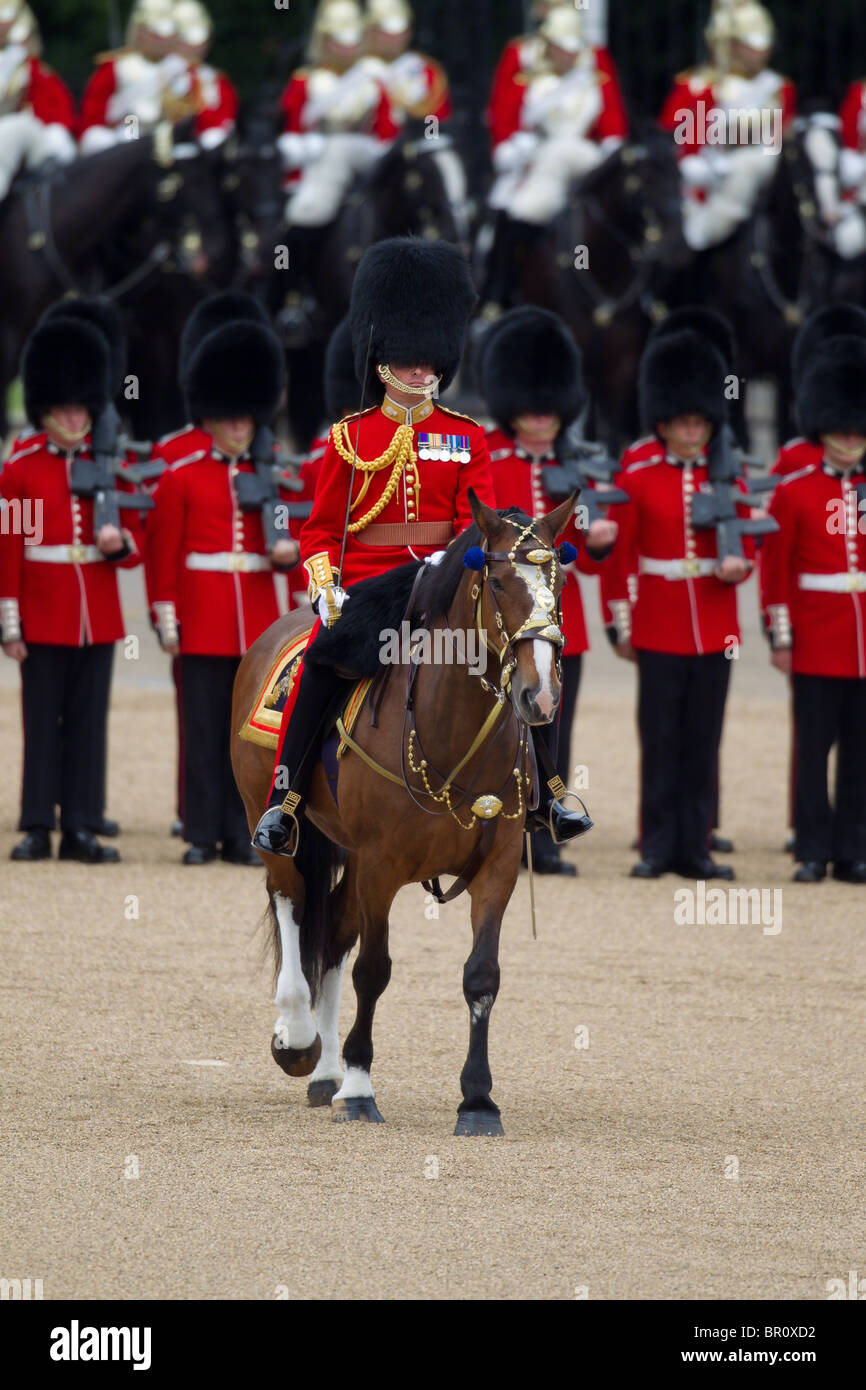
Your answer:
532;654;582;853
792;673;866;864
19;642;114;833
180;655;248;848
267;661;351;810
637;649;731;867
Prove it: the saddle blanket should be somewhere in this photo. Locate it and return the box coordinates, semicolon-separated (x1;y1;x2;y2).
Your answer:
238;626;372;752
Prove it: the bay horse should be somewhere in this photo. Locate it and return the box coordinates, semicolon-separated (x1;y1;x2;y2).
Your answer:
231;492;575;1135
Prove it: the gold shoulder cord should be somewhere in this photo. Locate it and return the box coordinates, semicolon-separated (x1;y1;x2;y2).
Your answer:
331;420;418;533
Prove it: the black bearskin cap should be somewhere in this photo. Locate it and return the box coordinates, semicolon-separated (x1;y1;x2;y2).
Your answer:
42;296;127;399
791;303;866;389
639;328;728;433
185;321;286;425
324;317;361;422
179;291;272;380
23;318;111;428
350;237;477;403
479;307;585;435
649;305;736;372
797;335;866;440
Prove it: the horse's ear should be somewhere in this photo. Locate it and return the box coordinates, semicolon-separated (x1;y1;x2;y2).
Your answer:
539;491;580;544
468;488;504;540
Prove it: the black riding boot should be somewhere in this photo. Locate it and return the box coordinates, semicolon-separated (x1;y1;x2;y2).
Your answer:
252;662;351;856
528;722;593;845
478;215;541;321
276;225;326;346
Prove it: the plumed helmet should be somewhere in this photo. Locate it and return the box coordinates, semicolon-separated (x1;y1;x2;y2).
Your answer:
42;296;127;400
324;317;361;422
22;318;112;428
791;303;866;390
639;328;728;433
349;236;477;403
479;307;584;436
796;335;866;440
365;0;413;34
539;5;585;54
184;321;286;426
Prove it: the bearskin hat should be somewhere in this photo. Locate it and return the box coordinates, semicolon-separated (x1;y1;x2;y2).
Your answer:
324;316;361;422
796;335;866;440
42;296;127;399
648;306;736;372
349;237;477;403
639;328;728;433
791;303;866;389
22;318;112;428
179;290;272;380
478;307;585;436
184;320;286;425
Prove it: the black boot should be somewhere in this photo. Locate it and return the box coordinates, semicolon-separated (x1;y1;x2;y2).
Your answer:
252;662;350;857
528;725;593;844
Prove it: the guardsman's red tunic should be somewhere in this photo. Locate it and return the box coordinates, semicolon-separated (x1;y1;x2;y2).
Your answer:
771;435;822;477
761;462;866;678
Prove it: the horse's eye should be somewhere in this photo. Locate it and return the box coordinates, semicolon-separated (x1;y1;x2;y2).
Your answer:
490;577;504;594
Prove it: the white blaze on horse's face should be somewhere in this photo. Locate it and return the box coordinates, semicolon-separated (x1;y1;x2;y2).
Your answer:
509;559;562;726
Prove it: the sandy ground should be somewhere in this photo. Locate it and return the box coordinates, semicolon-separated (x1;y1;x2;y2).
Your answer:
1;569;864;1301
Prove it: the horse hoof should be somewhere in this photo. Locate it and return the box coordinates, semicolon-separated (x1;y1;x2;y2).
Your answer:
271;1032;322;1078
307;1078;339;1108
454;1109;504;1137
331;1096;385;1124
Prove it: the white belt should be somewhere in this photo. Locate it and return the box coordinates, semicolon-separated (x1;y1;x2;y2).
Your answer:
638;555;716;580
24;544;102;564
185;551;271;574
798;571;866;593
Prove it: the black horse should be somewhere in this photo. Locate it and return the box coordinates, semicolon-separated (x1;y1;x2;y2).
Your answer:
0;126;232;439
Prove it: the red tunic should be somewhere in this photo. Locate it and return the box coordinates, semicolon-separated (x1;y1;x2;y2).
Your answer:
487;35;536;149
279;66;397;141
761;462;866;678
146;438;291;657
771;435;823;477
0;434;143;646
600;436;754;656
17;56;76;129
659;68;796;159
840;80;866;151
491;45;628;147
486;428;605;657
300;398;497;587
79;58;236;141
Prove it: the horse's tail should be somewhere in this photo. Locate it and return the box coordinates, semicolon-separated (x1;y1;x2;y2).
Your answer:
294;823;347;1007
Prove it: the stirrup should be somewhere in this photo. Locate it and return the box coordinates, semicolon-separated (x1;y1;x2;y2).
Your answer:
252;793;302;858
545;776;593;845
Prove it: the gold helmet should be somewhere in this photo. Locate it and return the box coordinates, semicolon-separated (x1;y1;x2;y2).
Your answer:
0;0;21;32
173;0;212;53
9;2;39;54
310;0;365;62
365;0;413;34
539;4;586;55
729;1;775;51
127;0;176;47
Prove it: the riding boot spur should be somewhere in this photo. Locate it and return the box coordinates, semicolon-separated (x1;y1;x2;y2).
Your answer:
528;722;593;845
252;663;351;857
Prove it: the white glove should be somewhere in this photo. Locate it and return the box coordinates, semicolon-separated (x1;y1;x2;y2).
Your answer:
492;130;539;174
679;153;713;189
317;586;349;626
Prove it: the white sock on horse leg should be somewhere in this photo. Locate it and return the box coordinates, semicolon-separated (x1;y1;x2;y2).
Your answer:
333;1066;375;1100
309;956;347;1084
273;893;317;1051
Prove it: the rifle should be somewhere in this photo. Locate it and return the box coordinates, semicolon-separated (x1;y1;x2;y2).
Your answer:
542;423;629;527
232;425;312;553
70;403;156;532
689;422;779;559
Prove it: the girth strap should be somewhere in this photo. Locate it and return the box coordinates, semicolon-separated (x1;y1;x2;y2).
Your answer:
422;817;498;904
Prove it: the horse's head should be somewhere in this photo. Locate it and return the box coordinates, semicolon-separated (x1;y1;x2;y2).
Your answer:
146;122;235;285
365;125;460;244
221;117;285;291
468;491;577;725
606;127;691;273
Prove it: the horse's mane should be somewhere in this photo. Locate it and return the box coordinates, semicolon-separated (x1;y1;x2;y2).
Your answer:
412;506;530;623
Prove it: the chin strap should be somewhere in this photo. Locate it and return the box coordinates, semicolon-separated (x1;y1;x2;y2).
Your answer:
376;363;441;397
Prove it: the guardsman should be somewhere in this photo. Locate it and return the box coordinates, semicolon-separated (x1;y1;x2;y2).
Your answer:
760;335;866;884
480;306;617;874
480;4;628;316
659;1;795;251
0;1;76;200
146;318;295;865
168;0;238;150
252;237;592;857
362;0;451;126
773;305;866;478
601;322;755;880
0;316;143;862
487;0;556;152
278;1;395;220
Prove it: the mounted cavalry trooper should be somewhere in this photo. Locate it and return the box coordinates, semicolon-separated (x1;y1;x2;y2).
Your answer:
487;0;557;152
761;332;866;884
480;4;628;318
0;314;143;863
0;1;76;201
79;0;236;154
278;0;396;216
252;236;591;858
659;1;795;251
146;316;296;866
601;318;755;881
480;306;617;875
